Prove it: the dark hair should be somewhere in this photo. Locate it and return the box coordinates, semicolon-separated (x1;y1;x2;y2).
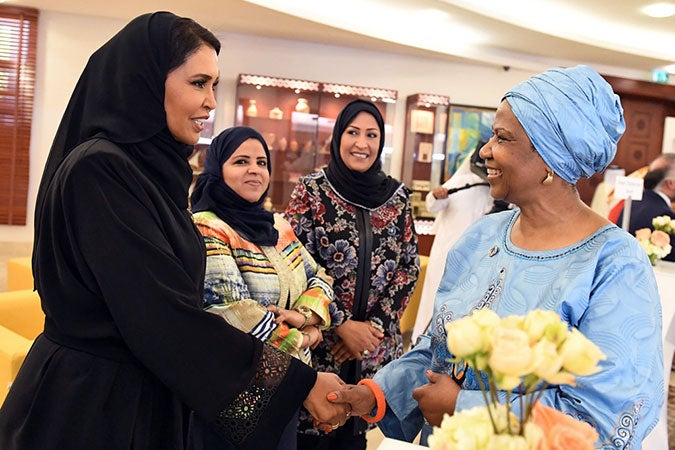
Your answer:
168;17;220;72
470;140;489;180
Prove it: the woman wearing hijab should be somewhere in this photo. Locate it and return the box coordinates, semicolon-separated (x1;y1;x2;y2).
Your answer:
285;99;420;449
189;126;334;448
328;66;663;448
0;12;347;450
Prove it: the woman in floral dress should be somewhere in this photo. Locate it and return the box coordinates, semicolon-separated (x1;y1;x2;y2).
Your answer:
285;99;420;449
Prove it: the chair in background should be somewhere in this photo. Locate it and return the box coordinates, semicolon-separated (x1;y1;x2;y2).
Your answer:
0;289;43;405
7;257;33;291
400;255;429;351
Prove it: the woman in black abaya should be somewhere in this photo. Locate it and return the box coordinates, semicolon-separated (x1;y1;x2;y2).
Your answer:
0;11;347;450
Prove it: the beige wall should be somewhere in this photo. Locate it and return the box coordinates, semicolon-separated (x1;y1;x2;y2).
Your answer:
0;10;641;243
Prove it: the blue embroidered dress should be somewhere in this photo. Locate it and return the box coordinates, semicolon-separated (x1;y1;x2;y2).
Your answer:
374;209;663;449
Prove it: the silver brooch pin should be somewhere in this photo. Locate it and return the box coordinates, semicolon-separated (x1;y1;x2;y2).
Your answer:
488;245;499;257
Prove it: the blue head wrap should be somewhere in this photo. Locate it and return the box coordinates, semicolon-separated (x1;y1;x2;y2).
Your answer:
503;65;625;184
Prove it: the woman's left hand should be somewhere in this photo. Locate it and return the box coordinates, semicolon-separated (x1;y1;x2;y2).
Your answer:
413;370;461;427
331;341;358;364
301;325;323;349
332;319;384;364
267;304;305;328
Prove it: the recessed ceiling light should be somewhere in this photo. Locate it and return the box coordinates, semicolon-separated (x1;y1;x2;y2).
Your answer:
641;2;675;18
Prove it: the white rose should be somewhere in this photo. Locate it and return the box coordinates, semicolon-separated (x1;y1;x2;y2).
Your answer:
489;326;534;380
530;340;576;385
445;318;487;358
531;339;562;379
445;309;500;358
428;407;494;450
653;215;670;229
523;421;544;449
523;309;565;344
560;328;606;376
472;308;501;330
486;434;530;450
499;315;525;331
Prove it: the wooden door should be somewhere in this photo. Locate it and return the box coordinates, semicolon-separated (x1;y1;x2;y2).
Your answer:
576;76;675;207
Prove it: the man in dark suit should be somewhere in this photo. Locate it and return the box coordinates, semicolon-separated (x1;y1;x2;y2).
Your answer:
617;153;675;261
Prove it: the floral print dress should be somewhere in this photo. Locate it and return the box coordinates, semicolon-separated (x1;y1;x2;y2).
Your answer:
285;171;420;435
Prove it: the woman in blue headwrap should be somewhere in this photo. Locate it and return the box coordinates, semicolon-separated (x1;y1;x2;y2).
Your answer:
328;66;662;448
189;126;336;449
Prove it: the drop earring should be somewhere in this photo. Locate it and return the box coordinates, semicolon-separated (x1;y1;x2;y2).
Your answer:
542;171;553;185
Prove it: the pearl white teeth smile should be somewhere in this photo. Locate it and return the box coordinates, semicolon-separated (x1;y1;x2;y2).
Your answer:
351;152;369;159
487;168;502;176
193;119;204;126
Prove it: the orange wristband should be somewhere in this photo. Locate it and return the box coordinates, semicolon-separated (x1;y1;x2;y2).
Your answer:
357;378;386;423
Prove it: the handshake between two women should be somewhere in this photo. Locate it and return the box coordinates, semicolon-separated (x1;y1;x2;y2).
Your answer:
304;373;390;433
306;370;461;432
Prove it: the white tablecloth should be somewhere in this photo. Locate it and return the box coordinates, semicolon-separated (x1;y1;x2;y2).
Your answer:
642;260;675;449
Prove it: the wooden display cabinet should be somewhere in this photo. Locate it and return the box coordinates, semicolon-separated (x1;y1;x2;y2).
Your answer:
235;74;397;212
401;93;451;218
188;110;217;204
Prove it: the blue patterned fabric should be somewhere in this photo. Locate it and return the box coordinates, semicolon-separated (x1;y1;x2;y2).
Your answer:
503;65;625;184
374;210;663;448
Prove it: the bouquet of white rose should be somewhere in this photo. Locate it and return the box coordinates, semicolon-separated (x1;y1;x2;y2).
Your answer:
428;309;605;450
635;226;671;265
652;215;675;234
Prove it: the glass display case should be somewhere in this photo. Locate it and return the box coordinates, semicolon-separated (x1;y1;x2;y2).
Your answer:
235;74;397;212
188;110;217;203
400;93;451;218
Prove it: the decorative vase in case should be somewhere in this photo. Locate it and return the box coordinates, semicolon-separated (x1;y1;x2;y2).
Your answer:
295;98;310;113
246;100;258;117
269;107;283;120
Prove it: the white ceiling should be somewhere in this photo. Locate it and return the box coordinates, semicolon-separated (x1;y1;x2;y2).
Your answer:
11;0;675;78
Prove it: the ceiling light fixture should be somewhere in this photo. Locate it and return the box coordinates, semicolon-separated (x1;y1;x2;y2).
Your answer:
413;8;449;23
641;2;675;18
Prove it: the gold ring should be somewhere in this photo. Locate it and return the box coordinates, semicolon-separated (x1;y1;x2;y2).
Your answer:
331;423;339;430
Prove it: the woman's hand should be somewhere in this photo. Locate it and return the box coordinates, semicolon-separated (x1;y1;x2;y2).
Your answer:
331;341;358;363
332;319;384;364
301;325;323;349
267;305;305;328
268;304;321;331
326;383;377;417
412;370;461;427
305;372;350;430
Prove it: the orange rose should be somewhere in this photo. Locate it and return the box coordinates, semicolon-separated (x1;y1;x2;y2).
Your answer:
635;228;652;241
650;229;670;248
530;402;598;450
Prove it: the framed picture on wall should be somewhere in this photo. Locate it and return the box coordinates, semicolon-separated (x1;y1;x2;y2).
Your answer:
444;104;496;180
